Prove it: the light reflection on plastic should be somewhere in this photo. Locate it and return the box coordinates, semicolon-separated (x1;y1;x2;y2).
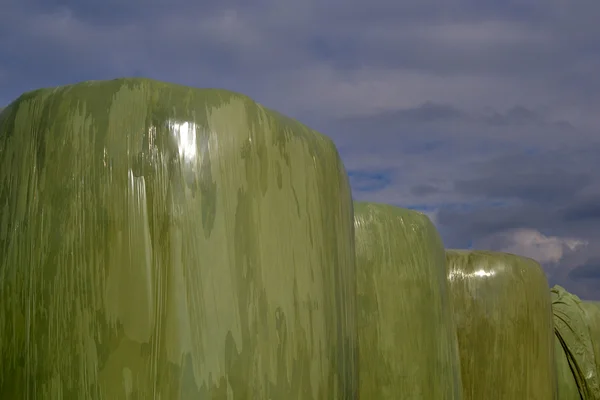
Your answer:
448;269;496;280
472;269;495;277
169;120;197;161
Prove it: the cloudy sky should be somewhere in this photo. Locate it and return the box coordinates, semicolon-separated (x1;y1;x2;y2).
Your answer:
1;0;599;299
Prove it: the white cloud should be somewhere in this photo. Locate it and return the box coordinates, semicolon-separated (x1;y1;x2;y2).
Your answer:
474;228;588;264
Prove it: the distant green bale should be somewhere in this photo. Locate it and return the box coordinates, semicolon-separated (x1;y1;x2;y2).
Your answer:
0;78;357;399
552;287;600;399
445;250;556;400
354;203;463;399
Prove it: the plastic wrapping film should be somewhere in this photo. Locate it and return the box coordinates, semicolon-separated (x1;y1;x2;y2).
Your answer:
353;203;463;399
551;286;600;400
0;78;358;399
445;250;557;400
555;332;582;400
581;301;600;388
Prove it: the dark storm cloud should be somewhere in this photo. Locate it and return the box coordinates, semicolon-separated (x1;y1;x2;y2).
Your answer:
436;144;600;240
436;203;547;246
453;170;592;204
484;106;540;126
335;103;469;135
410;184;440;197
366;102;466;124
560;195;600;222
332;103;588;153
568;261;600;280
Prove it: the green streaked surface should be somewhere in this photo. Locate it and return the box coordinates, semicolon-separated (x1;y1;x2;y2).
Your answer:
551;286;600;399
445;250;556;400
0;78;358;399
555;332;581;400
353;202;463;399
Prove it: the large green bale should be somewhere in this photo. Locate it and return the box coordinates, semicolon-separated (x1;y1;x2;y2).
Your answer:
581;300;600;383
555;333;581;400
354;202;463;399
553;286;600;399
0;78;358;399
445;250;556;400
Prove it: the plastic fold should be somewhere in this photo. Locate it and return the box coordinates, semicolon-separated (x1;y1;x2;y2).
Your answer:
581;300;600;386
552;286;600;400
555;332;582;400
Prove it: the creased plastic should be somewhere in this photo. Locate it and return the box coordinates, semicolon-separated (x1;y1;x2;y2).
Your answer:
446;250;556;400
581;301;600;387
555;332;581;400
353;203;463;399
551;286;600;400
0;78;358;399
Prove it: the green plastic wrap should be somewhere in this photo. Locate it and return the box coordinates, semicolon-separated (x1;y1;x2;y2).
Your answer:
0;78;358;399
551;286;600;399
445;250;556;400
581;301;600;382
353;202;463;399
555;333;581;400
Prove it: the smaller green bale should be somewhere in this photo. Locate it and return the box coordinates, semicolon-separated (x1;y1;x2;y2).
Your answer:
446;250;556;400
354;203;463;400
551;286;600;399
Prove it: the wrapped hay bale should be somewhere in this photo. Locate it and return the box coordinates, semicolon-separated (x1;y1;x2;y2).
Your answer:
0;78;358;399
445;250;556;400
552;286;600;399
354;202;463;399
